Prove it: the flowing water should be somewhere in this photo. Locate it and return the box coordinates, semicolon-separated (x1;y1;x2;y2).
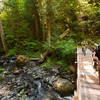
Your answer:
0;56;75;100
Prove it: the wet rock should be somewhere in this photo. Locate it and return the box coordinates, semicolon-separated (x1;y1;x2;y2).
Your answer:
36;96;57;100
25;96;35;100
11;78;16;83
1;96;11;100
0;56;16;68
6;74;15;78
10;97;19;100
0;60;5;66
0;56;74;100
43;76;74;96
54;78;74;96
28;61;37;67
35;91;68;100
24;81;29;88
3;62;8;66
16;79;21;85
11;68;21;75
35;81;69;100
16;55;30;66
48;67;59;75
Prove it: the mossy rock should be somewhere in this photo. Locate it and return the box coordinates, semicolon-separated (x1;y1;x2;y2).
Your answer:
16;55;30;66
54;78;74;96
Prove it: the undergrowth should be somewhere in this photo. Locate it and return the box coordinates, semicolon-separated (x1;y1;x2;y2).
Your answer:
41;38;76;72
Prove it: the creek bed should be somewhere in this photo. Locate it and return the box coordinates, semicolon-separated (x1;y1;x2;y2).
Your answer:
0;56;75;100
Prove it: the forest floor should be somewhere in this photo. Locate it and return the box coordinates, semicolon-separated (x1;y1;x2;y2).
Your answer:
0;56;74;100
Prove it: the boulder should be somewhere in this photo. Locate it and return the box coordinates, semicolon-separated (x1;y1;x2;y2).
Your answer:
54;78;74;96
16;55;30;66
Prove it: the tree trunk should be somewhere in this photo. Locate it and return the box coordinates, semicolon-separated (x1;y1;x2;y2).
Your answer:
0;17;8;54
47;18;51;45
33;0;42;41
43;21;46;41
47;0;52;45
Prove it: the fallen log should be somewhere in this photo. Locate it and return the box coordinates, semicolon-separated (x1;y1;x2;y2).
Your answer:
39;28;70;63
30;58;40;61
39;50;50;63
59;29;70;39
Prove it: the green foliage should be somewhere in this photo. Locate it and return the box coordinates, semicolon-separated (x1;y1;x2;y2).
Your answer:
0;42;3;54
6;47;17;56
1;0;100;73
41;57;72;73
78;1;100;36
57;39;75;64
0;68;6;82
91;37;100;43
66;66;72;74
1;0;33;47
42;38;76;69
6;41;41;58
1;0;43;57
19;50;41;58
6;34;17;48
17;41;41;58
41;58;54;68
54;39;75;57
17;89;27;100
44;38;76;63
0;68;5;72
56;60;67;68
23;41;42;52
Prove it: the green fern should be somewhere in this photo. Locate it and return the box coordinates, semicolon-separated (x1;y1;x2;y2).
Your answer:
6;47;17;56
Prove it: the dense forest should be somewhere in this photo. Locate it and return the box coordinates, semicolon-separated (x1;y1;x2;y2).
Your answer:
0;0;100;69
0;0;100;99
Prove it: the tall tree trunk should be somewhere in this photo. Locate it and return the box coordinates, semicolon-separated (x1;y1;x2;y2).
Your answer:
47;17;51;45
47;0;52;45
0;17;8;54
43;21;46;41
33;0;42;41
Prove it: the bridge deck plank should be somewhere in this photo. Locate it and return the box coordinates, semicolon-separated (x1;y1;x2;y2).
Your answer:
76;48;100;100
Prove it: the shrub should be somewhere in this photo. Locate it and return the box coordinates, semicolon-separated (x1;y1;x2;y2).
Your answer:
6;47;17;56
41;58;55;68
42;38;76;69
55;39;75;56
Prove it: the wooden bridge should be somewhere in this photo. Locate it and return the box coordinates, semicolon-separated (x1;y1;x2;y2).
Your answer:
73;48;100;100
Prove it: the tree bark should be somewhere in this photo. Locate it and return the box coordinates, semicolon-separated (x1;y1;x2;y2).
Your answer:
47;0;52;44
0;17;8;54
43;21;47;41
47;19;51;45
43;22;46;41
59;29;70;39
33;0;42;41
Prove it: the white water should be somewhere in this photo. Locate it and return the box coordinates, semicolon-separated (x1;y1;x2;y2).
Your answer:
64;95;73;100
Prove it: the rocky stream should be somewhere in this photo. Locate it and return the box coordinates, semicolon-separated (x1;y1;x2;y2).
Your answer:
0;56;75;100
